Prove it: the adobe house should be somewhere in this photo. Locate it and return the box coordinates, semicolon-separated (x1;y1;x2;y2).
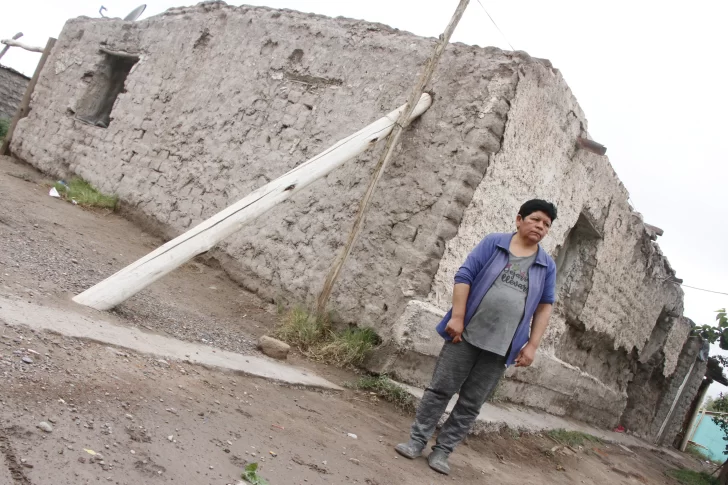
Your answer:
9;1;700;443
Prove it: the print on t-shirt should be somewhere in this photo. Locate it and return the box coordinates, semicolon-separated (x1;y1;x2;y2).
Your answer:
500;261;529;294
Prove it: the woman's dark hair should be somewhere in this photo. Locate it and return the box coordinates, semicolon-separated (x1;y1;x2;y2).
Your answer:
518;199;557;222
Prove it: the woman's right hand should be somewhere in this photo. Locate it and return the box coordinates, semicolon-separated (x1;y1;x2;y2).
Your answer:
445;317;465;343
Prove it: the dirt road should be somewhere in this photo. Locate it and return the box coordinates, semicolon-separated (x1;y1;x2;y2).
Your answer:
0;155;709;484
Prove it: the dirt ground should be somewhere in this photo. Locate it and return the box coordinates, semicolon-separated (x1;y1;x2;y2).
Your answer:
0;155;712;484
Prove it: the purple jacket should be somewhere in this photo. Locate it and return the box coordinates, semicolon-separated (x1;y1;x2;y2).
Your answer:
435;232;557;366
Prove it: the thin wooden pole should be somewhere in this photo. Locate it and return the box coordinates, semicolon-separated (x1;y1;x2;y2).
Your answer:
680;381;710;451
1;37;56;155
316;0;471;315
0;32;23;61
73;94;432;310
656;359;696;444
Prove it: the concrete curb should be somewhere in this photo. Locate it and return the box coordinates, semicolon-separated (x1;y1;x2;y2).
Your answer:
395;380;666;452
0;295;342;391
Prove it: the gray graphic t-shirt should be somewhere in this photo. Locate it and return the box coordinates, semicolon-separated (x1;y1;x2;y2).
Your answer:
462;251;537;356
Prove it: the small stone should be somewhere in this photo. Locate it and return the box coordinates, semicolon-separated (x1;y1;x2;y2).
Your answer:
349;458;360;465
125;414;133;420
167;435;174;441
209;465;214;470
130;450;135;454
257;336;290;360
37;421;53;433
22;356;33;364
347;433;357;439
48;416;58;424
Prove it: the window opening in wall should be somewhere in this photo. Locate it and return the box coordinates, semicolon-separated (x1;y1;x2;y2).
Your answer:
75;52;137;128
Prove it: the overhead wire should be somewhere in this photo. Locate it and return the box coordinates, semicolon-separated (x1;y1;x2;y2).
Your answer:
474;0;516;51
680;284;728;297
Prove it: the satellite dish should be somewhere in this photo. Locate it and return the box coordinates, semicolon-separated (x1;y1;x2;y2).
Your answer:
123;4;146;21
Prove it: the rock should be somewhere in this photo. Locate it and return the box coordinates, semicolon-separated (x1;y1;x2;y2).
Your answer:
347;433;357;439
257;336;290;360
37;421;53;433
48;416;58;424
22;356;33;364
349;458;360;465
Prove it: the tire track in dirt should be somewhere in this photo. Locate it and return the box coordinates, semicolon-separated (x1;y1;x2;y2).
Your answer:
0;429;32;485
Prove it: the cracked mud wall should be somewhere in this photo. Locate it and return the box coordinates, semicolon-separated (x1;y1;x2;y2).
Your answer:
10;1;531;333
429;62;685;364
0;66;29;120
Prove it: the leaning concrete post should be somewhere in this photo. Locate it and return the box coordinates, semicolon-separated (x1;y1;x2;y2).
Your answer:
73;94;433;310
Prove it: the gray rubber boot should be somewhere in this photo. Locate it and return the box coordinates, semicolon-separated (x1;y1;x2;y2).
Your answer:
427;449;451;475
394;440;424;459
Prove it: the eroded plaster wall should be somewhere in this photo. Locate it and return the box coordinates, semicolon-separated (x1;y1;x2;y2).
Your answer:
11;1;527;334
420;60;691;433
429;63;685;366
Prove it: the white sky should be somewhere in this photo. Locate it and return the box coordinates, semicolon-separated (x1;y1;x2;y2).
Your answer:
2;1;728;394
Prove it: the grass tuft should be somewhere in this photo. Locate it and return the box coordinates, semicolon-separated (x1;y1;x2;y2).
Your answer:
0;117;10;141
54;178;118;210
547;429;602;448
685;443;719;464
274;307;329;351
274;307;380;367
316;327;380;367
667;469;719;485
346;375;416;414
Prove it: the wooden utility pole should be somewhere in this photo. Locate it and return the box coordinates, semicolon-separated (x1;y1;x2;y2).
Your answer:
1;37;56;155
316;0;471;315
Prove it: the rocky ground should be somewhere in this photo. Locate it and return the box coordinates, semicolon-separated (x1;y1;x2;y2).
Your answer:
0;154;713;484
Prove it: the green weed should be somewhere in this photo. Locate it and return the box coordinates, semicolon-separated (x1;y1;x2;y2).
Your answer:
316;327;380;367
667;468;719;485
546;429;602;448
274;307;329;351
0;117;10;141
241;463;269;485
274;307;379;367
346;375;416;414
54;178;118;210
686;443;719;464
